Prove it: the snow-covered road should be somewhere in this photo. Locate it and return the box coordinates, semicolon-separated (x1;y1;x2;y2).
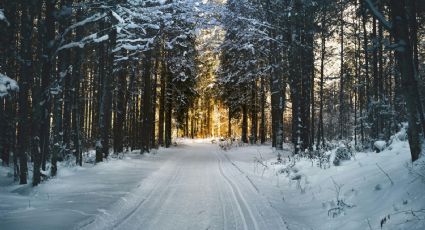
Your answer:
80;142;287;230
2;138;425;230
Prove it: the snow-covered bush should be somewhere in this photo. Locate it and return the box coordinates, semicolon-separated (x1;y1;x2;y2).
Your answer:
217;138;245;150
373;140;387;153
333;147;352;166
0;73;19;97
218;138;235;150
389;123;408;144
317;150;331;169
62;154;77;168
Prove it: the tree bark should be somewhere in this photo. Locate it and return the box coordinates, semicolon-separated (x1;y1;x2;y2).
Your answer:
158;59;166;146
250;80;257;144
17;0;33;184
241;104;248;143
388;0;422;161
141;52;153;153
260;76;266;144
164;66;173;148
114;63;127;154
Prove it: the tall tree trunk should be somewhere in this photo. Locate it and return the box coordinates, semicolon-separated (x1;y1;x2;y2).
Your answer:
339;1;345;140
266;0;283;149
164;67;172;148
310;64;315;150
270;59;284;150
96;33;107;162
371;16;379;140
406;0;425;137
32;4;46;186
304;10;314;151
241;104;248;143
61;0;73;156
260;76;266;144
388;0;422;161
228;107;232;138
378;13;385;138
317;11;326;148
141;52;152;153
158;59;166;146
114;63;127;154
250;80;257;144
17;0;33;184
361;0;370;144
2;0;18;174
97;18;116;162
151;56;159;148
72;4;84;166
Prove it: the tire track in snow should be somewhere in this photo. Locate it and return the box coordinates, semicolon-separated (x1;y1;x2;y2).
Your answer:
222;151;261;194
113;162;183;229
216;154;259;230
219;150;289;230
77;143;288;230
216;170;229;230
77;156;184;230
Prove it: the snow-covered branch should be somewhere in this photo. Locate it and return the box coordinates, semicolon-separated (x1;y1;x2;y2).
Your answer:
0;9;10;26
363;0;392;31
58;33;109;51
0;73;19;97
55;12;108;54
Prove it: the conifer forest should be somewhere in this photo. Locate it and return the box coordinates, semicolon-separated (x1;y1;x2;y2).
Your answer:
0;0;425;229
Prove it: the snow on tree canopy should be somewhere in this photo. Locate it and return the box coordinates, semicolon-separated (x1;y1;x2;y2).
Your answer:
0;9;9;25
0;73;19;97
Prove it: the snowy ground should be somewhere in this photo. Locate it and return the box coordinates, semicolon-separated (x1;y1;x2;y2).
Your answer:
78;141;287;230
0;137;424;230
220;140;425;230
0;153;163;230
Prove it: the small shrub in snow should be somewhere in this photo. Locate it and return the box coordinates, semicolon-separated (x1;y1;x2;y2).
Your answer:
389;123;408;145
395;126;408;141
218;138;242;151
253;152;268;177
333;147;352;166
62;154;77;168
327;178;356;218
218;138;233;150
354;144;365;152
315;149;331;169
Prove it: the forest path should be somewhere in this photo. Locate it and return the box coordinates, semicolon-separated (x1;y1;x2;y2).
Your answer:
80;142;288;230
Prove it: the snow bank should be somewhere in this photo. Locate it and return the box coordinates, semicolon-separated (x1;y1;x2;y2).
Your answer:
221;136;425;230
0;73;19;97
0;152;164;230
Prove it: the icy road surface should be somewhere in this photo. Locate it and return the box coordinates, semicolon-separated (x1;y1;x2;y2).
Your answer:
79;142;287;230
